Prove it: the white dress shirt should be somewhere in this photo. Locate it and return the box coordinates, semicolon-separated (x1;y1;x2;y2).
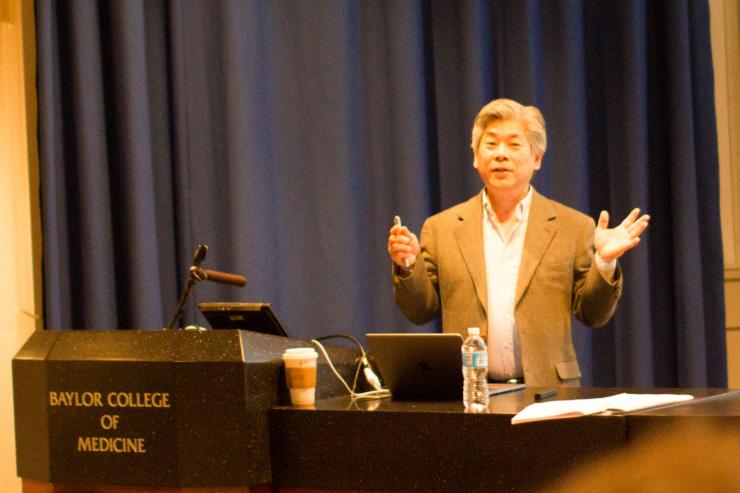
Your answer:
482;189;531;381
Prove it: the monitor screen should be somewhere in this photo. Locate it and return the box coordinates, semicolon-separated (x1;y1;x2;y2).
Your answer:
198;302;289;337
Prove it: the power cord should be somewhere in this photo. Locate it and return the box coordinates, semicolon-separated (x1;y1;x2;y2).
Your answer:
311;334;391;401
313;334;381;389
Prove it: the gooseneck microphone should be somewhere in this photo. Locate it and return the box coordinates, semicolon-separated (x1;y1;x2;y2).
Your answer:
191;243;208;268
164;244;246;330
190;267;246;286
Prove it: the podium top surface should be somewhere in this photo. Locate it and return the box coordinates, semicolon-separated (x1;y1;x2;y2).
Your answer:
13;329;310;363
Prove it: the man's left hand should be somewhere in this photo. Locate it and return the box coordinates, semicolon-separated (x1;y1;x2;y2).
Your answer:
594;208;650;263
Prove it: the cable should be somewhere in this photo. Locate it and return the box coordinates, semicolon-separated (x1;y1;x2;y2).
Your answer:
313;333;366;390
312;333;384;391
311;339;390;400
310;338;391;401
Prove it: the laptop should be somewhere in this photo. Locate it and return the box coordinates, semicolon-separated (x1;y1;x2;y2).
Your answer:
198;302;289;337
366;332;526;400
366;333;464;400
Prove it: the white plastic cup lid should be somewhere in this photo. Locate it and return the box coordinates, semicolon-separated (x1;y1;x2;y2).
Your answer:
282;347;319;360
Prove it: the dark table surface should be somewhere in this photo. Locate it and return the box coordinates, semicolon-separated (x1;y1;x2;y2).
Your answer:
269;387;740;493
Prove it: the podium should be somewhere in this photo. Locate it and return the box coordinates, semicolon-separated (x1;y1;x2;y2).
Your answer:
13;329;355;491
16;330;739;493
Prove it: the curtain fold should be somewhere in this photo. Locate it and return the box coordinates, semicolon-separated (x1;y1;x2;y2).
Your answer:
37;0;726;387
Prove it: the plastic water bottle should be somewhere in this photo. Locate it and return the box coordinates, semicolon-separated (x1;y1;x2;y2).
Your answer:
462;327;489;412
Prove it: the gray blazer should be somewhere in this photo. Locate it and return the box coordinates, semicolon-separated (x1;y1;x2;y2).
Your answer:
393;189;622;386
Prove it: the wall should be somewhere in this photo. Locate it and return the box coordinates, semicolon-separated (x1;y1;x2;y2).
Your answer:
711;0;740;388
0;0;42;491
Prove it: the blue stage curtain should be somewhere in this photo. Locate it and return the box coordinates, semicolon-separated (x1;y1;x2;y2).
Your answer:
36;0;726;387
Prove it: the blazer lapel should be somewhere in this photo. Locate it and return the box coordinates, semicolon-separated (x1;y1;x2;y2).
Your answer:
454;193;488;316
515;191;558;307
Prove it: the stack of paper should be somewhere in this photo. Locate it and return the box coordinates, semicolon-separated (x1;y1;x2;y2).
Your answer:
511;393;694;425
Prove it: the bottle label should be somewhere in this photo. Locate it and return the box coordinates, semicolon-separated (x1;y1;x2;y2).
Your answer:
462;351;488;368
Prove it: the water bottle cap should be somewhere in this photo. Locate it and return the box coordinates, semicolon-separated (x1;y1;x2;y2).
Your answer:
467;327;480;336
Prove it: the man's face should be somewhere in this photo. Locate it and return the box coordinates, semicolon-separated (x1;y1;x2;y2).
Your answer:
473;118;542;198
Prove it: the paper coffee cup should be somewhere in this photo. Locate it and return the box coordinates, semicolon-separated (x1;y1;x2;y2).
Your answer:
282;348;319;407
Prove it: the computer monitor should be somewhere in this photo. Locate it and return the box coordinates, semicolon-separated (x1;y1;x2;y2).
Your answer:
198;302;289;337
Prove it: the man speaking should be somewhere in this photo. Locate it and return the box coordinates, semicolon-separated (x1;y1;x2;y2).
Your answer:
388;99;650;387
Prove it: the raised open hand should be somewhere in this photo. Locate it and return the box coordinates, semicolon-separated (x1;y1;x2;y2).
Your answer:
594;208;650;263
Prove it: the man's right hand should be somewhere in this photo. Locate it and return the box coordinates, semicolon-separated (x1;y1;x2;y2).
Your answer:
387;223;421;272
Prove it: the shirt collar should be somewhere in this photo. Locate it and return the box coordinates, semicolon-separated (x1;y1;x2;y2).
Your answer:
482;187;533;224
